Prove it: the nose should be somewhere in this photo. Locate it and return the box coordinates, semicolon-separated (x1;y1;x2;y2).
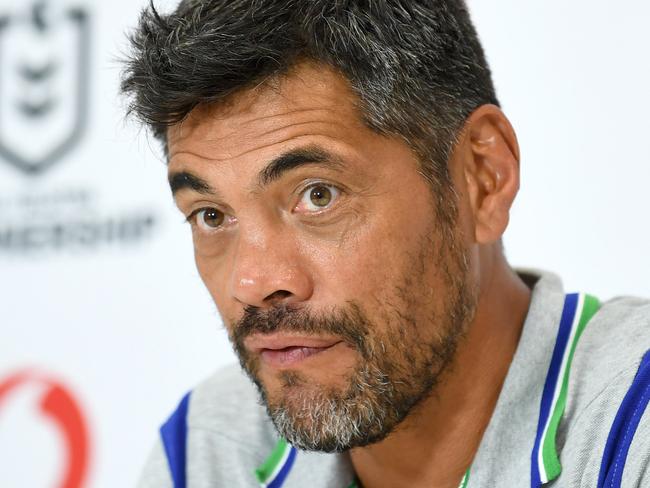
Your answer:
229;228;313;309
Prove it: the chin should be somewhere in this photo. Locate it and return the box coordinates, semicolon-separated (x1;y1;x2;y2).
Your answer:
253;364;403;452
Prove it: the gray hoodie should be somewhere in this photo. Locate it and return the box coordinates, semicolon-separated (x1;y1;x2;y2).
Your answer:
137;271;650;487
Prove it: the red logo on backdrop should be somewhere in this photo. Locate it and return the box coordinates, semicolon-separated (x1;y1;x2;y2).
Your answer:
0;370;90;488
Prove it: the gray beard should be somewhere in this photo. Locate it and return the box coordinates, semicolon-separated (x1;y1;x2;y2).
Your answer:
246;277;474;452
234;222;475;452
261;312;469;452
262;363;394;452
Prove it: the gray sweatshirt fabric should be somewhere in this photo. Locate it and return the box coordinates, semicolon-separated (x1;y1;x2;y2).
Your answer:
137;271;650;487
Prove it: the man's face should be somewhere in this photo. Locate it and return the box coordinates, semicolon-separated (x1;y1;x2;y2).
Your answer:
168;63;477;451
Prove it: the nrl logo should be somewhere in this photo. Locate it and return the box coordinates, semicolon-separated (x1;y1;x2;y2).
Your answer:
0;1;90;176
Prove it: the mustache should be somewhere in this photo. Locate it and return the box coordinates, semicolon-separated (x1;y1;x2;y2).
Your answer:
232;302;371;357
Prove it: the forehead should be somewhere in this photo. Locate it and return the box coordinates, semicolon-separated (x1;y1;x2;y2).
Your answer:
166;62;368;165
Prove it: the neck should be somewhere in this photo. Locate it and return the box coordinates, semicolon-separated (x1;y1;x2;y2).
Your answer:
349;248;531;488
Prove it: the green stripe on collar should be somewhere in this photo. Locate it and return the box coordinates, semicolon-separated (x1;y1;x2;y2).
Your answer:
458;468;470;488
541;294;601;482
255;438;290;485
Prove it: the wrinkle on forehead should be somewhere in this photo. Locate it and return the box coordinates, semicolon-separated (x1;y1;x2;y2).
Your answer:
171;134;355;171
167;62;366;163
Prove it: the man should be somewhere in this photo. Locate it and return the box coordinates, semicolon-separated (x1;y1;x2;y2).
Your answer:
121;1;650;486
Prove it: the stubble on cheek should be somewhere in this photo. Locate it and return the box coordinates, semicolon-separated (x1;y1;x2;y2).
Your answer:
216;204;476;451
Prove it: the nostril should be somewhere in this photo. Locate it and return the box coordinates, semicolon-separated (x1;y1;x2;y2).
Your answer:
264;290;292;304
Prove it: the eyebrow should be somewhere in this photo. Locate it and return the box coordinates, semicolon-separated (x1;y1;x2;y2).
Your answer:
168;146;345;196
256;146;341;187
168;171;216;196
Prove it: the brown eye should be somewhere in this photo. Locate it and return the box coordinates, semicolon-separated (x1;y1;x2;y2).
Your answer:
197;208;225;230
310;185;332;207
296;183;340;213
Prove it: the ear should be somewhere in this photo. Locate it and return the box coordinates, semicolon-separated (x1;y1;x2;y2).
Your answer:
457;104;520;244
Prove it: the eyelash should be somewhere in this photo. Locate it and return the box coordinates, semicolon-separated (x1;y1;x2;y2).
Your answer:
184;208;208;224
184;182;342;229
295;182;341;213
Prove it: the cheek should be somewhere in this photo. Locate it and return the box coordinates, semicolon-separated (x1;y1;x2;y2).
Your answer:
303;206;430;304
192;230;228;259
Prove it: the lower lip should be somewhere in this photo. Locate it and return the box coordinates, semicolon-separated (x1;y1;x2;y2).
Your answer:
260;343;340;368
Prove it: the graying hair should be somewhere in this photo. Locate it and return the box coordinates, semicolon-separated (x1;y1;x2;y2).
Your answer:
121;0;498;211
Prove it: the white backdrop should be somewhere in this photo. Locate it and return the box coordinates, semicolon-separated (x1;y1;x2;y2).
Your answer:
0;1;647;487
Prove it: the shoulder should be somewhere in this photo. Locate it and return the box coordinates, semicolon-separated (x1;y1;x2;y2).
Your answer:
148;364;279;487
146;364;354;487
558;295;650;486
569;295;650;404
137;439;173;488
585;295;650;356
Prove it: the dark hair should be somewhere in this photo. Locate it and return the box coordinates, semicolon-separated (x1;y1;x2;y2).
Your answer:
121;0;498;210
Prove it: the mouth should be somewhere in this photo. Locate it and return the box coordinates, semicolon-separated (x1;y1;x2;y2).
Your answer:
244;334;343;368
